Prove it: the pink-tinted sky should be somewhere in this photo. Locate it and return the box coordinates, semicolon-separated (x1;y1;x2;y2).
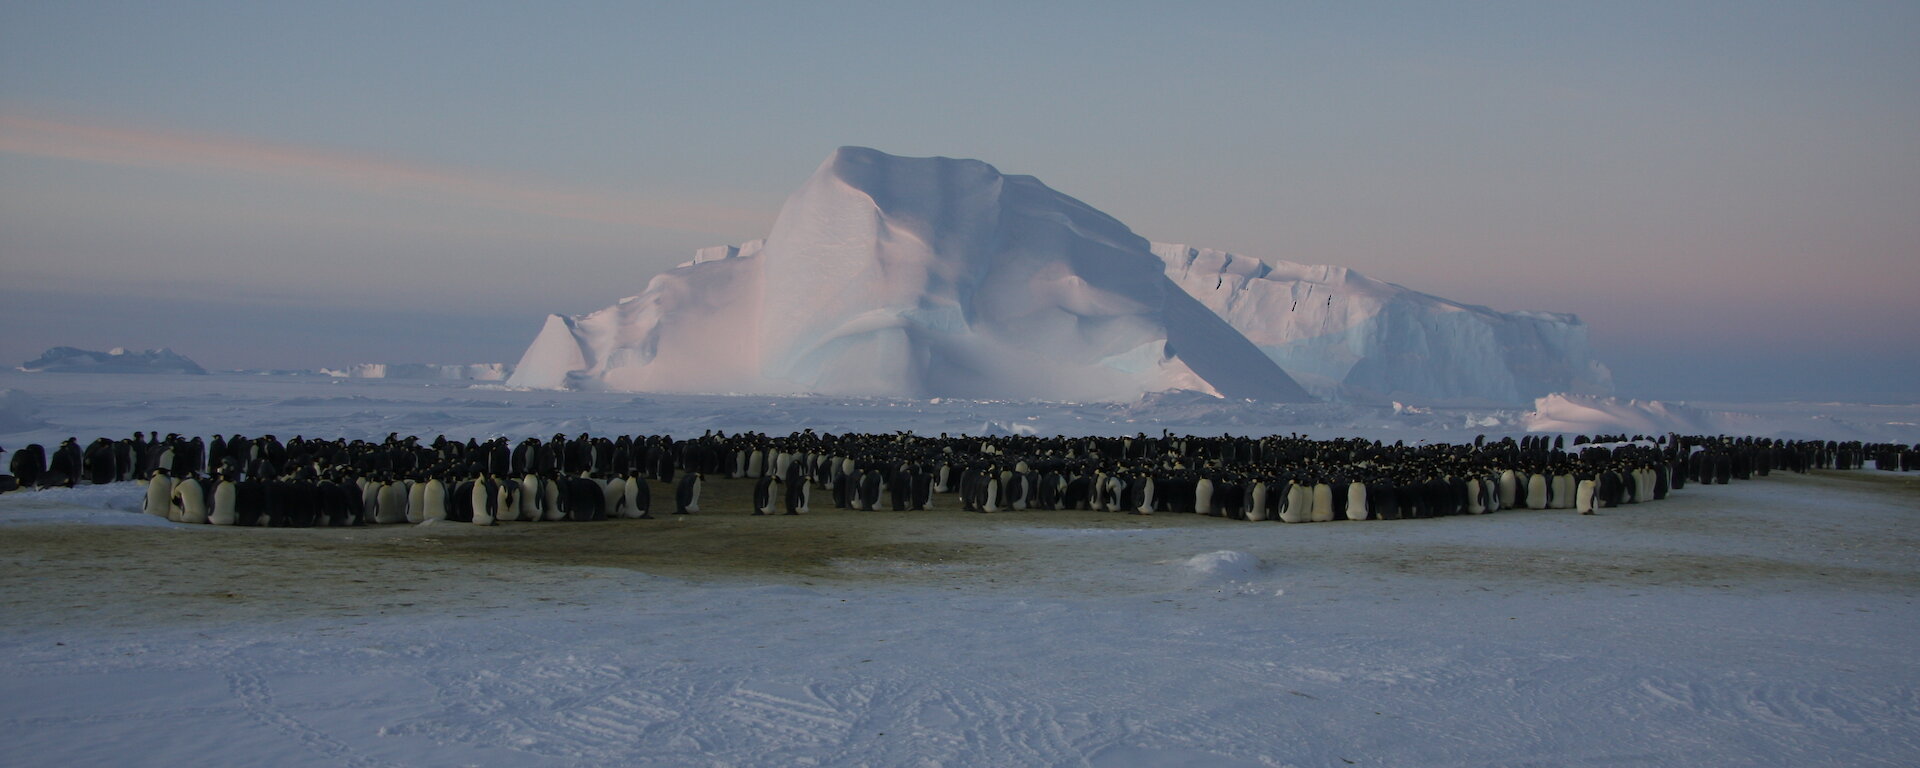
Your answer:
2;1;1916;400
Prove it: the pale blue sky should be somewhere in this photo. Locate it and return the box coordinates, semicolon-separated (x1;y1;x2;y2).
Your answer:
2;1;1916;399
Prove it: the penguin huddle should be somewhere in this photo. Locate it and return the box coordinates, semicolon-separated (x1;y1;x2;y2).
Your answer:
4;430;1907;527
2;432;693;527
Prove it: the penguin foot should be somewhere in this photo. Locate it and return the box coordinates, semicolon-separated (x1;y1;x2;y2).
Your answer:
638;513;655;519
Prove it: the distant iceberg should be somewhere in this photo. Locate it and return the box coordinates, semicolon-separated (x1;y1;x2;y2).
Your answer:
321;363;513;381
18;346;207;375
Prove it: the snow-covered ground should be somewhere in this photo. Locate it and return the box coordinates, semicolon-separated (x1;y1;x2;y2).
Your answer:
2;373;1917;767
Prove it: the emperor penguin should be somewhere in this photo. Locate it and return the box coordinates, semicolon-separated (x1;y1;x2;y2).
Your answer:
784;461;809;515
956;468;979;511
1597;471;1622;508
1135;474;1157;516
376;477;409;524
912;468;934;510
1246;480;1269;522
1575;478;1597;515
1551;473;1575;510
1498;469;1518;508
1311;481;1335;523
786;475;810;515
1345;480;1369;521
1008;472;1031;511
494;476;522;523
1465;478;1486;515
601;474;626;518
143;469;174;518
209;473;238;526
359;477;381;525
747;449;765;479
981;472;1001;513
409;477;432;524
753;472;779;515
494;479;518;524
421;477;448;522
542;475;566;521
518;474;544;521
170;474;207;524
471;476;497;525
1193;475;1215;516
1217;478;1244;520
674;472;701;514
1281;480;1313;523
858;470;883;511
1526;473;1549;510
569;476;607;521
1369;480;1400;520
888;465;913;511
846;469;869;511
624;473;652;519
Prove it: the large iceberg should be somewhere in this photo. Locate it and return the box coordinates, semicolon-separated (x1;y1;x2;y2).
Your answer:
1155;244;1612;404
508;148;1312;402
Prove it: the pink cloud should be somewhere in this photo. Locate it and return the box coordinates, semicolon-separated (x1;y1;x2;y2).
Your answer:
0;114;768;233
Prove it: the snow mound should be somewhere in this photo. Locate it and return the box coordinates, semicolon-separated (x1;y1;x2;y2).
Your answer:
1154;244;1612;405
1179;550;1268;584
0;483;157;526
508;147;1313;402
19;346;207;375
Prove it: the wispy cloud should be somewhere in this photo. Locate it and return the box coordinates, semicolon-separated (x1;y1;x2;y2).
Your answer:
0;113;769;234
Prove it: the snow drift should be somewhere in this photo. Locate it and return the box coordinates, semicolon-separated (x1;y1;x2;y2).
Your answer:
1178;550;1269;585
1155;244;1611;404
18;346;206;375
509;147;1312;402
0;388;45;433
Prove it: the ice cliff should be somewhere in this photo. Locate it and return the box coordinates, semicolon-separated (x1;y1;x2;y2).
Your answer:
1154;244;1612;404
